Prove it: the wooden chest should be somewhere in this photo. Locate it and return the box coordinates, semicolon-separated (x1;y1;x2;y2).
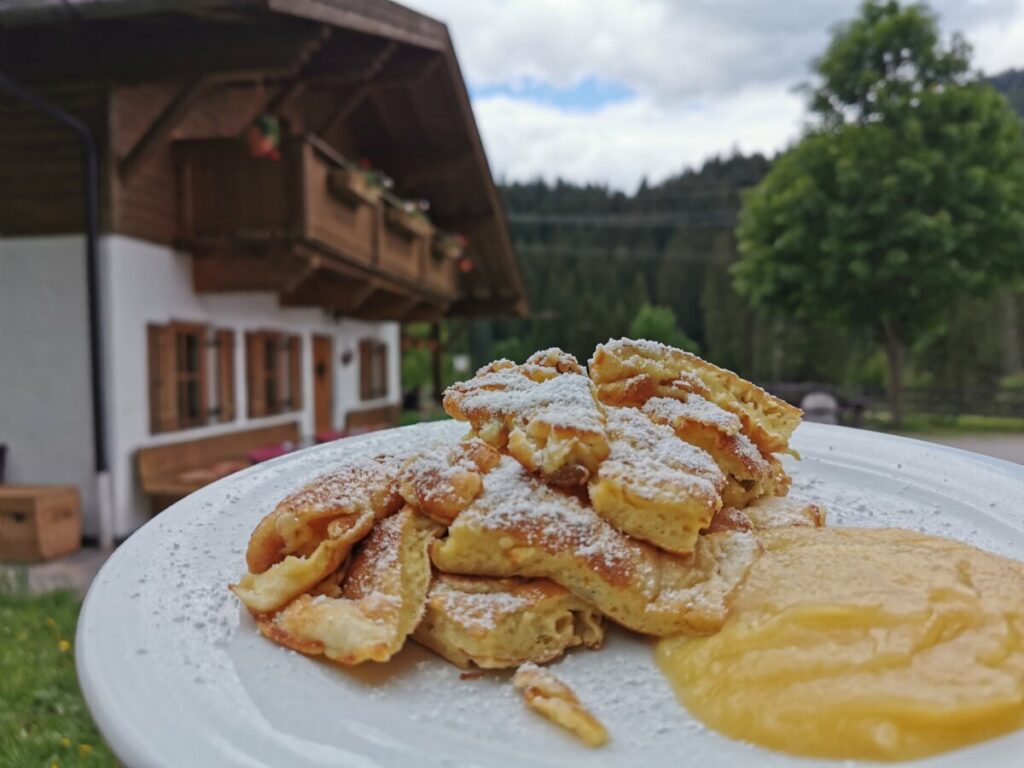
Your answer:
0;485;82;562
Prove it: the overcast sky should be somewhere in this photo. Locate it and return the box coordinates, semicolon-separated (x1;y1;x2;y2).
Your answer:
403;0;1024;191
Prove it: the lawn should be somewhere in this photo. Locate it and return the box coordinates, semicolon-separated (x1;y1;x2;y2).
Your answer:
0;584;117;767
865;412;1024;436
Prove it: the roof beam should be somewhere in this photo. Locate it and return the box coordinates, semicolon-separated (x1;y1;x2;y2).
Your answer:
119;76;212;183
403;301;449;322
434;208;495;229
266;0;447;52
316;41;397;136
1;22;327;84
448;296;528;317
393;149;475;192
281;273;381;314
351;288;421;321
256;25;333;118
317;83;370;137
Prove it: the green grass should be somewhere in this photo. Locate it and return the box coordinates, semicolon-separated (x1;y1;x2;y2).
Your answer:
864;412;1024;435
0;585;117;767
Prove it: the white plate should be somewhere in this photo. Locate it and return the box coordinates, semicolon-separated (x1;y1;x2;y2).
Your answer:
77;422;1024;768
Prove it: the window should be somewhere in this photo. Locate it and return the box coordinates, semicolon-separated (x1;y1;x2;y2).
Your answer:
246;331;302;417
174;324;206;428
359;339;388;400
148;322;235;433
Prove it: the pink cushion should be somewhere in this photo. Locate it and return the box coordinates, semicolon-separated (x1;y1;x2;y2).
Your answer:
247;442;295;463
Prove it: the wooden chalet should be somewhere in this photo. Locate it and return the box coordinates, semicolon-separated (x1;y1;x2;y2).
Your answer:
0;0;526;544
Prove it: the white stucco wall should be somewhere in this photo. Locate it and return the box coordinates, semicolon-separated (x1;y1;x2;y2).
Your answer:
102;235;400;536
0;236;99;534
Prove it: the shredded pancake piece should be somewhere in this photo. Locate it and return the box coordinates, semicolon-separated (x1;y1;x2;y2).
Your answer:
524;347;585;375
245;455;404;574
512;663;609;747
413;574;603;669
642;396;790;508
713;495;826;532
442;351;609;486
431;457;758;636
588;407;724;554
399;439;500;525
589;338;801;456
256;507;442;664
231;536;351;615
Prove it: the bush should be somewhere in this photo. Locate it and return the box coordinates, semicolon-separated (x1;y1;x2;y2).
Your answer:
488;337;530;363
999;372;1024;390
628;304;700;353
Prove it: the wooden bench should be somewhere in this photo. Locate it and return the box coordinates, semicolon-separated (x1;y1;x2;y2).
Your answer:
137;422;300;512
345;403;400;431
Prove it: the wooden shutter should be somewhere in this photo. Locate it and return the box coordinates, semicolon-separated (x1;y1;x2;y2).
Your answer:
217;329;236;422
148;323;178;433
288;335;302;411
375;341;388;399
246;331;267;417
359;339;372;400
194;325;210;426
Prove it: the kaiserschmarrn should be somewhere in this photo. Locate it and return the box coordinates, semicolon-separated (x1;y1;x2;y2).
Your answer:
230;338;818;748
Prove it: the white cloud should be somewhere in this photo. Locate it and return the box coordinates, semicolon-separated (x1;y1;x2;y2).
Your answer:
404;0;1024;188
476;86;805;190
413;0;1020;100
966;6;1024;73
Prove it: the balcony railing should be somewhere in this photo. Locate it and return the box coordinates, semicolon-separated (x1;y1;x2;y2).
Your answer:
175;135;458;311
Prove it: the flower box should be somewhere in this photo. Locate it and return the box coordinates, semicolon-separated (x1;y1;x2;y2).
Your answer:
434;234;467;260
386;205;435;239
326;168;382;208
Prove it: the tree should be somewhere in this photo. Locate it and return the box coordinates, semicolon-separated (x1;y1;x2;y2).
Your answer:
734;0;1024;424
489;337;530;363
629;304;700;352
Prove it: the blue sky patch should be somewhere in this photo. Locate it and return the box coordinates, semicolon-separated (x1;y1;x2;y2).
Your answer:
470;75;634;111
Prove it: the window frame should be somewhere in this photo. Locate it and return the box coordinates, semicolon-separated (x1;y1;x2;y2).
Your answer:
147;321;236;434
173;321;208;429
246;330;302;417
359;338;388;401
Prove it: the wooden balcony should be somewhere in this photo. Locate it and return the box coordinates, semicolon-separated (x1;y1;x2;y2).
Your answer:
175;137;457;320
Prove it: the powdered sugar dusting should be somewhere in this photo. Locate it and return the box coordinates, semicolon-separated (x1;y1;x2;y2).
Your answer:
598;408;724;499
401;448;475;504
343;511;404;599
281;455;400;514
429;580;536;632
731;431;773;472
643;395;741;437
449;368;605;434
597;337;681;361
463;458;643;578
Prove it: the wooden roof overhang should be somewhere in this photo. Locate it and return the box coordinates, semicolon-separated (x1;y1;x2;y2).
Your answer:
0;0;527;319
